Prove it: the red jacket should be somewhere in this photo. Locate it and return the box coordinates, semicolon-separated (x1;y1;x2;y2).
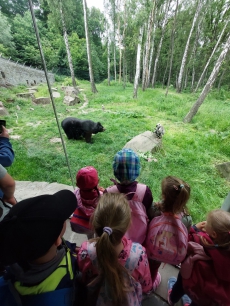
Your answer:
181;226;230;306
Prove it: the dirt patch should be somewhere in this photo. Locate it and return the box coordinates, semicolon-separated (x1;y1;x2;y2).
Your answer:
50;137;62;143
26;121;42;127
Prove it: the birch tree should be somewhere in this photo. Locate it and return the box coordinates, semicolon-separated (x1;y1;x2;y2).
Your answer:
151;0;171;88
195;19;229;92
59;1;77;89
184;33;230;123
46;0;77;89
83;0;98;93
165;0;179;96
177;0;202;93
133;26;143;98
142;1;156;90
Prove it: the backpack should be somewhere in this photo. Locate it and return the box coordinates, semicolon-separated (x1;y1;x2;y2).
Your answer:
145;213;188;265
106;183;148;244
70;189;98;236
86;241;142;306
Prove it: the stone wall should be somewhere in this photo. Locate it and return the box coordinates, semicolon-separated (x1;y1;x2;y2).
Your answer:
0;57;55;86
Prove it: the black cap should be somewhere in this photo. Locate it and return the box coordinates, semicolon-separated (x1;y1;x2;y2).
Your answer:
0;190;77;265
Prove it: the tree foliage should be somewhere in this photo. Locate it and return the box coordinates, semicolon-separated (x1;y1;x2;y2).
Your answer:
0;0;230;99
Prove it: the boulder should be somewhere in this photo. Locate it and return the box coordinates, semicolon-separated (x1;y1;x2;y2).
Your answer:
123;131;162;154
16;92;34;99
61;86;79;96
27;87;38;92
52;92;61;98
32;97;51;105
0;102;9;115
63;96;80;106
216;162;230;181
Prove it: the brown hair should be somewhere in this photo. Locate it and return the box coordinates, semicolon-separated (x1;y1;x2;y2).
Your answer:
206;209;230;247
91;193;131;305
161;176;190;214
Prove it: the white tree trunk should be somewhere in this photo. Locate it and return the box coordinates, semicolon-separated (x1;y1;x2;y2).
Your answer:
142;0;156;90
83;0;97;93
133;26;144;98
107;34;111;86
184;34;230;123
142;2;156;91
151;0;170;88
60;3;77;90
195;19;229;92
177;0;202;93
165;0;179;96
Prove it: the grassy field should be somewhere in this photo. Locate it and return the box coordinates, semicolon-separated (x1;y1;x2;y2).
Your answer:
1;79;230;222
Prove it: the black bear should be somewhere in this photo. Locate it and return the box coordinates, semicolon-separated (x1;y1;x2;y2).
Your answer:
61;117;105;143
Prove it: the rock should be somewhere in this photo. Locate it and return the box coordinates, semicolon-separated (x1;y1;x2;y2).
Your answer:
0;103;9;116
62;86;79;96
6;98;14;103
63;96;80;106
16;105;21;110
28;90;37;94
123;131;162;154
52;92;61;98
216;162;230;181
16;92;34;99
27;87;38;91
221;192;230;212
51;87;58;91
32;97;51;105
10;135;21;140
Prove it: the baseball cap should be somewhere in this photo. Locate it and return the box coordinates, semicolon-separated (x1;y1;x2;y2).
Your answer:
0;190;77;265
113;148;140;183
76;166;99;190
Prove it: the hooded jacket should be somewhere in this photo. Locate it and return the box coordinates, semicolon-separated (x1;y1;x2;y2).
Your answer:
181;226;230;306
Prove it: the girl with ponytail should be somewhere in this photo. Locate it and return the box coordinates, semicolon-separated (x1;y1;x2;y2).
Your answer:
77;193;155;306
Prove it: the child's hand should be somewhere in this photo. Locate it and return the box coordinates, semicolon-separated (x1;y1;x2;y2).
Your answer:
195;221;206;232
75;246;80;254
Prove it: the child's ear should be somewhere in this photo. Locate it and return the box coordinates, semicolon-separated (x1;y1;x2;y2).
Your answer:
54;236;62;247
210;231;217;239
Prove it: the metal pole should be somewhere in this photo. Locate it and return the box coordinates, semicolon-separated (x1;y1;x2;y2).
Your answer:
28;0;75;190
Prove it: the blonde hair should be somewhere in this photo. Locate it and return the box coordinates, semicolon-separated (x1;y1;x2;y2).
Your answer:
91;193;131;305
161;176;190;214
206;209;230;247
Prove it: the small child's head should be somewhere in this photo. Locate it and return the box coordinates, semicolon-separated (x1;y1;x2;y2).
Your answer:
92;192;131;243
0;190;77;265
76;166;100;197
205;209;230;246
161;176;190;214
92;193;131;304
113;148;140;184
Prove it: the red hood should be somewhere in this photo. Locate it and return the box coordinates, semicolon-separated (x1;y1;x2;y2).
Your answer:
205;245;230;282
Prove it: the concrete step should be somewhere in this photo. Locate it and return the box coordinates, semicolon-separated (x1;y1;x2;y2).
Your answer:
14;181;182;305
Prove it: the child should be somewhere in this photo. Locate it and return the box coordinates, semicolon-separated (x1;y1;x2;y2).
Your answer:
104;148;153;243
148;175;192;229
71;166;104;238
146;176;191;280
77;193;161;306
0;190;79;304
168;209;230;306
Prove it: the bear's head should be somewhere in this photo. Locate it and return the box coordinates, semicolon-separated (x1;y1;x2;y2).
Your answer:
96;122;105;133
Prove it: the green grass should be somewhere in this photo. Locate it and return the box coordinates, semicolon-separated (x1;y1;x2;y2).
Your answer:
1;80;230;222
